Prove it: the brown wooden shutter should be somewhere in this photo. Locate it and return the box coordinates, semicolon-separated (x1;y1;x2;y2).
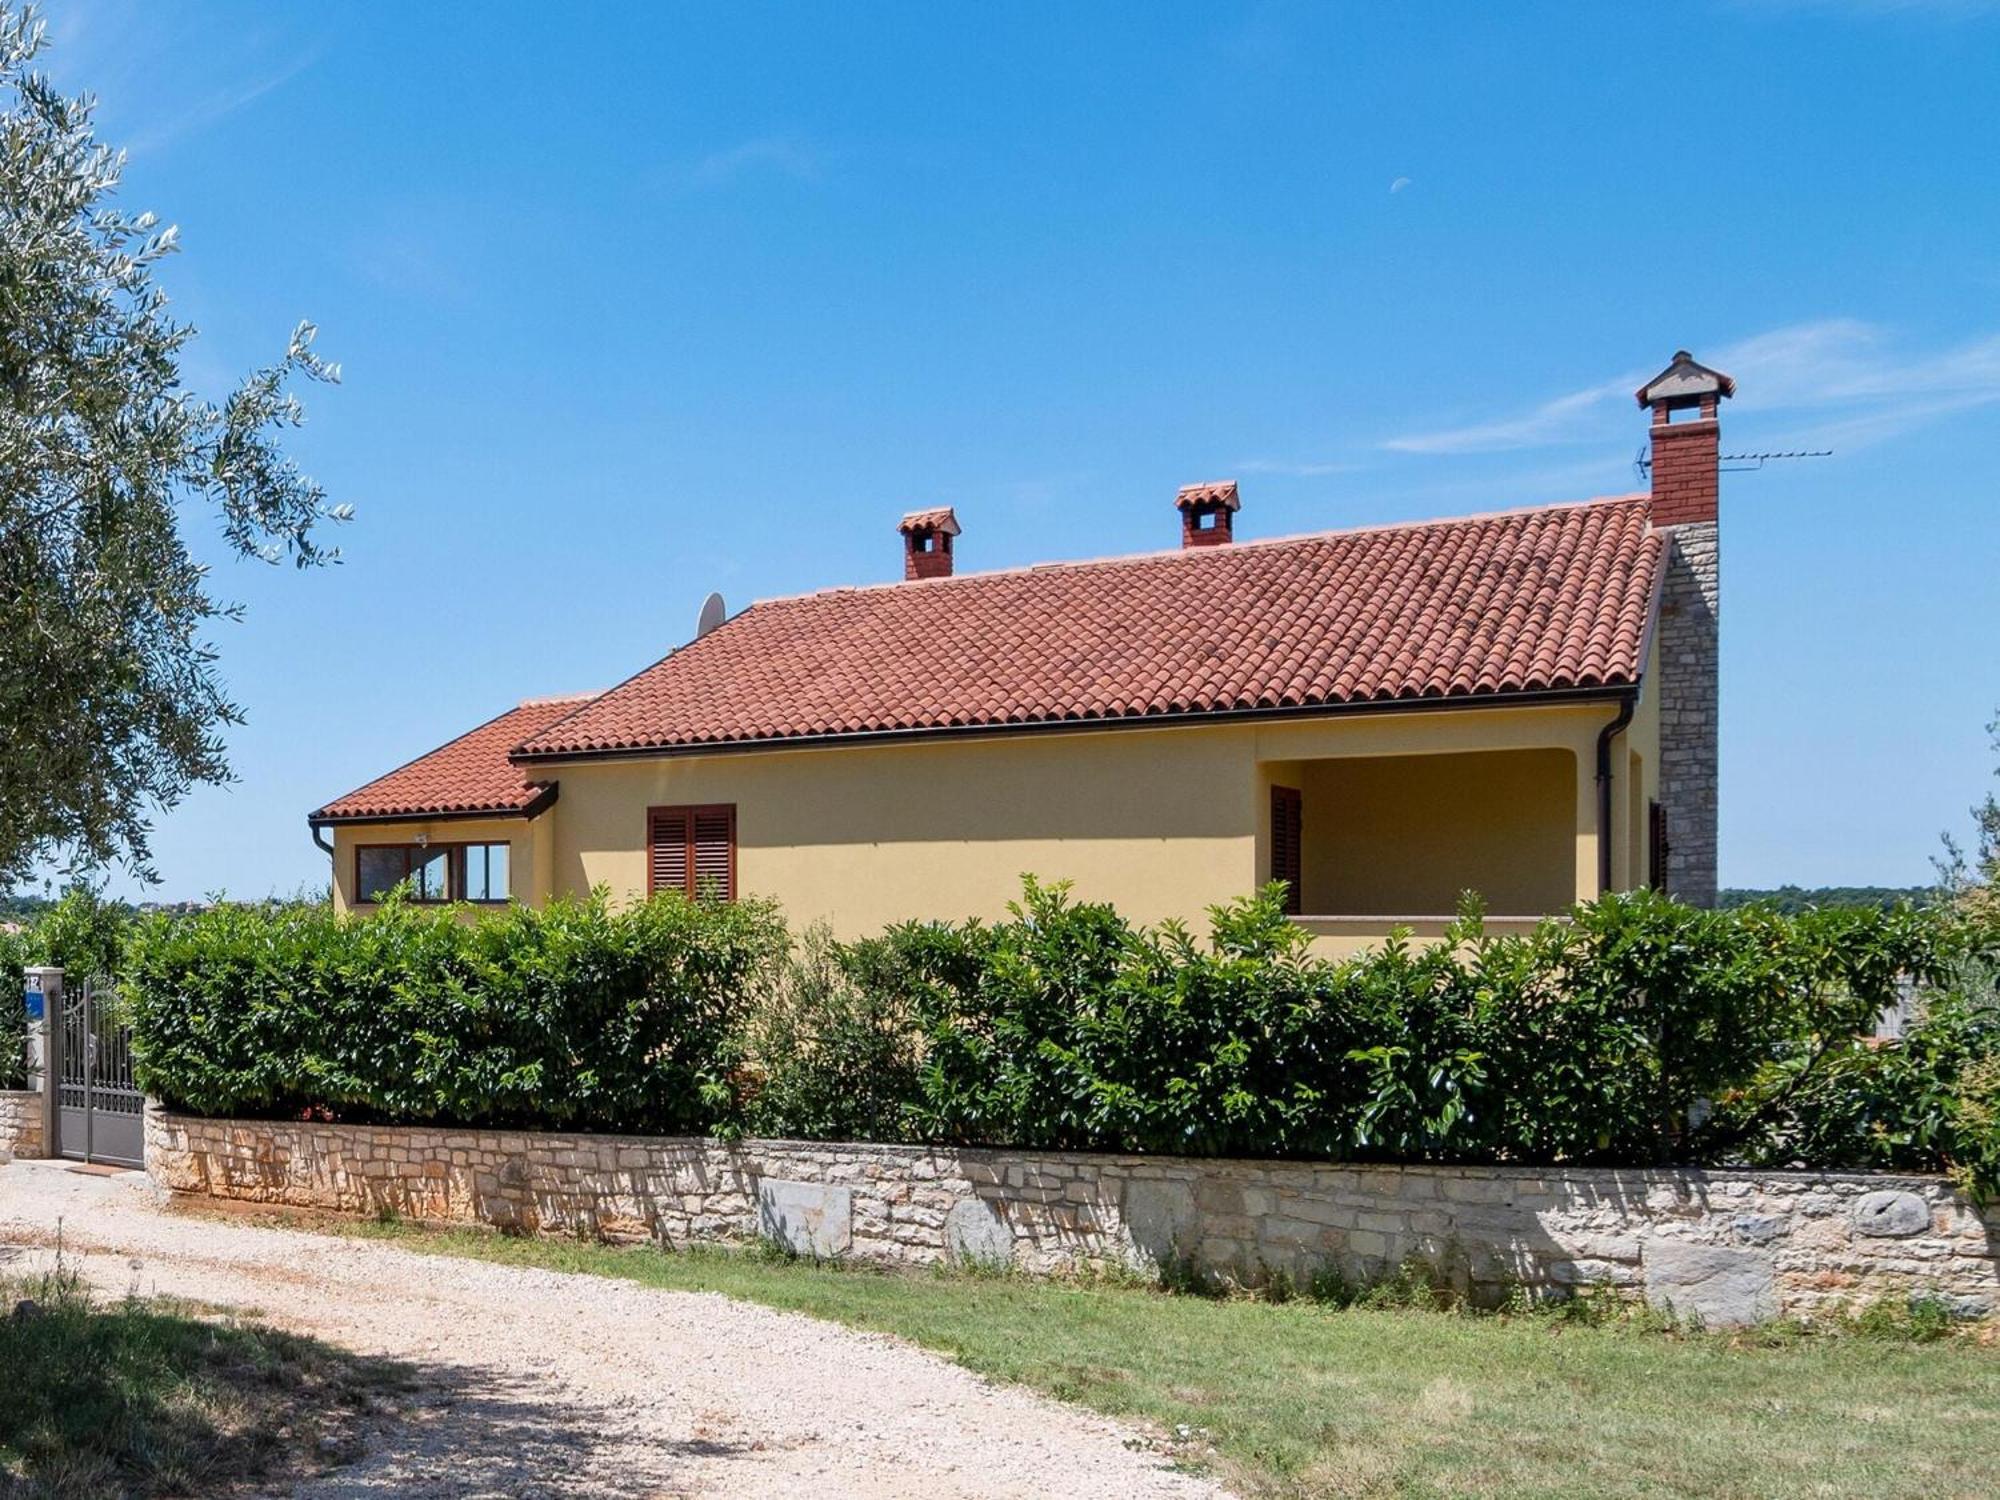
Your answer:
648;807;691;896
648;804;736;900
691;806;736;901
1648;800;1669;891
1271;785;1302;916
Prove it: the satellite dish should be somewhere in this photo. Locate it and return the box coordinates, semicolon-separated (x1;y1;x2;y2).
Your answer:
696;591;727;639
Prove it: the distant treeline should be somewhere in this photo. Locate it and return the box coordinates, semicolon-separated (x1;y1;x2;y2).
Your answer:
0;893;56;923
1718;885;1936;914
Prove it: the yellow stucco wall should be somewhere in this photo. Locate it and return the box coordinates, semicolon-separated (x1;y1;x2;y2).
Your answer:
547;725;1258;936
328;815;550;916
533;697;1657;947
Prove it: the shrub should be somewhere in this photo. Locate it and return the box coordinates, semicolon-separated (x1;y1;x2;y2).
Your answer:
1475;893;1951;1166
0;923;24;1088
860;881;1966;1167
886;878;1374;1156
124;889;788;1133
734;924;924;1142
22;886;132;985
1730;985;2000;1202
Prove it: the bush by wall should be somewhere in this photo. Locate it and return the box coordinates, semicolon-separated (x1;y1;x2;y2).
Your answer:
736;882;2000;1196
113;879;2000;1197
125;890;787;1133
0;926;25;1089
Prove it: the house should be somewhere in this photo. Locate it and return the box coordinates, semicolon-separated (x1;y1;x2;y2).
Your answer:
311;351;1730;953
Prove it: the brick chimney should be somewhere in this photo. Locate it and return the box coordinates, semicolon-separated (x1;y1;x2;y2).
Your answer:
898;507;959;580
1176;480;1239;547
1637;350;1735;909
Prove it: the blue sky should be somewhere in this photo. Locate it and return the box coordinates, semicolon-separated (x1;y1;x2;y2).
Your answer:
34;0;2000;901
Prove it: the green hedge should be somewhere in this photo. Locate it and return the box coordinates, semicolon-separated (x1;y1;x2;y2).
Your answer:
739;882;1999;1192
124;890;786;1133
110;880;2000;1197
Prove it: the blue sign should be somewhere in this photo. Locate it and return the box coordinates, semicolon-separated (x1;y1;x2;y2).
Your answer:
24;985;43;1022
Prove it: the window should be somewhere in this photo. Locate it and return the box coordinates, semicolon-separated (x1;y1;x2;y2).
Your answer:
1271;785;1302;916
355;842;511;904
1648;800;1669;891
463;842;510;903
648;804;736;901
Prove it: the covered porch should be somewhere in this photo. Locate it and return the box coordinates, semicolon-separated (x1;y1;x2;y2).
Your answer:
1251;699;1655;957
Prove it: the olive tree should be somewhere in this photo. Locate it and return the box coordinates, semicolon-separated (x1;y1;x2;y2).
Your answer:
0;3;346;886
1938;710;1999;912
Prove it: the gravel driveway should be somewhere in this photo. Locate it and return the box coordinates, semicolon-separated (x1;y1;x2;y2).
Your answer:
0;1158;1227;1499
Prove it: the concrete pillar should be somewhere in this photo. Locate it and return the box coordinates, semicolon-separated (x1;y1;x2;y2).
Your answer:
22;966;62;1159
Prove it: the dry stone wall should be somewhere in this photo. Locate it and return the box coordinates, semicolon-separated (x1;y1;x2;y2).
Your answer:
0;1090;46;1160
146;1109;1998;1326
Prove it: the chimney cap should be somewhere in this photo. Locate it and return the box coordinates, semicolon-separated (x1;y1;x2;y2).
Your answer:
1636;350;1736;410
897;506;960;537
1174;480;1241;513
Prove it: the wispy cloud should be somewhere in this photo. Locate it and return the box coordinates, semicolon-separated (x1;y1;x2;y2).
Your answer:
1383;376;1639;456
123;49;319;156
687;137;824;188
1381;320;2000;457
42;2;320;158
1234;457;1363;478
1362;455;1645;516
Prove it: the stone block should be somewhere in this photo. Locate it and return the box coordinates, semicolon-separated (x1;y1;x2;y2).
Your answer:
756;1179;854;1259
1851;1190;1929;1238
1123;1178;1197;1263
945;1197;1014;1267
1642;1240;1777;1326
1730;1214;1785;1246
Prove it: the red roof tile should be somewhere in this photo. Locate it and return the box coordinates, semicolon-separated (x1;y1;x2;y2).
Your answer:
898;506;960;535
514;496;1661;761
312;696;591;822
1175;480;1241;512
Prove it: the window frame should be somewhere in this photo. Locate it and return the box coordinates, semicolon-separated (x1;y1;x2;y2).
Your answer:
353;841;513;906
647;803;738;902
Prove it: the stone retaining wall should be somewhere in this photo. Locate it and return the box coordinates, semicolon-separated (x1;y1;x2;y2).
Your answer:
145;1108;1999;1326
0;1089;46;1160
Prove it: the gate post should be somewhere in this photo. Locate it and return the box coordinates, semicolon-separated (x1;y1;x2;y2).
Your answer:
21;966;61;1160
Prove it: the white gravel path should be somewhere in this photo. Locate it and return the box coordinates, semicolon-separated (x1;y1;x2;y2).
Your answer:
0;1158;1229;1499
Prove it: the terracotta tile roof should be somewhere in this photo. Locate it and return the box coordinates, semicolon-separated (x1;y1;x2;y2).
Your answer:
312;696;592;822
513;496;1661;761
898;506;960;535
1175;480;1241;512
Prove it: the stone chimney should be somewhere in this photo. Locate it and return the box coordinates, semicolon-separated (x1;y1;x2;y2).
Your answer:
1176;480;1240;547
1637;350;1734;908
898;507;959;580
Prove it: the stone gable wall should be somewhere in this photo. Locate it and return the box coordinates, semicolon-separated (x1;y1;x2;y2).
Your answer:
1658;519;1720;907
145;1109;1997;1326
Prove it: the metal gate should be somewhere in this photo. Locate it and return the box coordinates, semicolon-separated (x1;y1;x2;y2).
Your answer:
57;977;144;1168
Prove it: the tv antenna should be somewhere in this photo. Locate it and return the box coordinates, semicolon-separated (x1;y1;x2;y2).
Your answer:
1633;446;1832;482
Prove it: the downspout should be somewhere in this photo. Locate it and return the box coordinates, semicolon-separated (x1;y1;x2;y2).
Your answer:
309;820;334;858
1594;692;1637;897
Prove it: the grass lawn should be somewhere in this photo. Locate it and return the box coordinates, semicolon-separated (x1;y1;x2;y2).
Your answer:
0;1253;411;1499
255;1212;2000;1500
